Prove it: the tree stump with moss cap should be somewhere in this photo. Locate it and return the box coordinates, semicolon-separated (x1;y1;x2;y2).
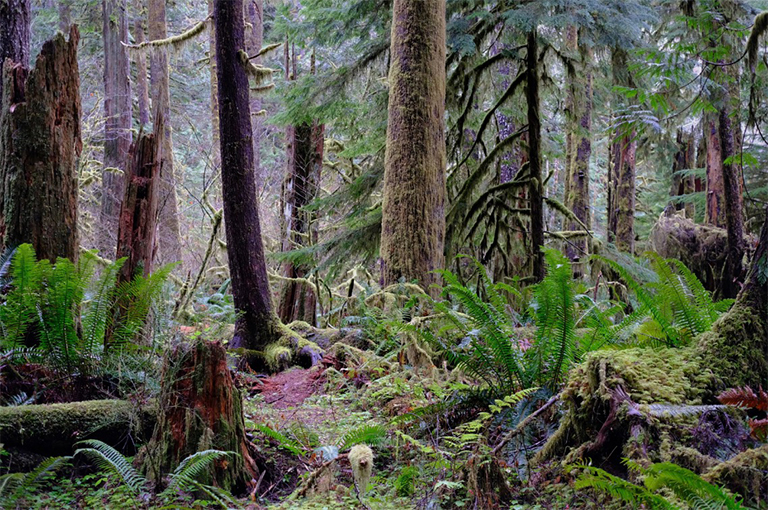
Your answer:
534;208;768;506
141;339;258;493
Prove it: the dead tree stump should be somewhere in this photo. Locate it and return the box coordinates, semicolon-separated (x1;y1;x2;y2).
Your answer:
116;122;161;283
0;25;81;262
141;339;258;493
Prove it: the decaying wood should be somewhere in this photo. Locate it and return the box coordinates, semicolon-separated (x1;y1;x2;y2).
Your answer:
0;26;81;262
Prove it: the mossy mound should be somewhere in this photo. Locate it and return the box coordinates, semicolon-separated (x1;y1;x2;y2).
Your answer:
703;444;768;507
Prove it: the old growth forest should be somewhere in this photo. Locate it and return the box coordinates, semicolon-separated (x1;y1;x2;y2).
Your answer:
3;0;768;508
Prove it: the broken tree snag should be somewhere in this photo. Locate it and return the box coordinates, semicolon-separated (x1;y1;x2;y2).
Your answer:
142;339;258;493
0;26;81;262
115;121;162;284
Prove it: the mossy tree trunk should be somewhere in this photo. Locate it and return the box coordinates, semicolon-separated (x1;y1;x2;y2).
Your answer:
142;340;258;493
527;30;544;282
0;26;81;263
214;0;279;353
563;26;591;276
380;0;446;292
245;0;263;187
100;0;132;259
670;128;695;218
149;0;183;269
610;49;636;254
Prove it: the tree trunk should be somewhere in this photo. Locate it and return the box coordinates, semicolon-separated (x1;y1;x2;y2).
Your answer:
278;121;323;325
670;128;695;219
0;26;81;263
563;26;591;276
719;104;744;299
141;340;258;493
148;0;183;268
705;112;726;227
527;30;544;282
0;0;30;110
610;49;636;254
115;122;161;284
245;0;263;187
100;0;132;258
214;0;278;352
133;1;150;126
380;0;446;291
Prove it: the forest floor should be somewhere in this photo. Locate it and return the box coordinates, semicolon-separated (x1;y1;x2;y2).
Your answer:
242;365;415;509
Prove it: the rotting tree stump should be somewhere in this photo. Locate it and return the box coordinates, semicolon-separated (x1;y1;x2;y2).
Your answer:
0;25;81;262
141;339;258;493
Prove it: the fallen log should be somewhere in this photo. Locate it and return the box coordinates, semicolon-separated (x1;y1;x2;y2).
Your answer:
0;399;155;470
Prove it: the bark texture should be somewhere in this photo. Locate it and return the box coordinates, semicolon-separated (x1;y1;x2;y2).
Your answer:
380;0;447;290
142;340;258;492
133;3;150;126
0;0;29;110
149;0;183;267
610;49;636;254
100;0;132;258
115;124;161;284
214;0;278;352
718;104;744;299
278;121;324;324
705;113;726;227
527;30;544;282
0;27;81;262
563;26;591;274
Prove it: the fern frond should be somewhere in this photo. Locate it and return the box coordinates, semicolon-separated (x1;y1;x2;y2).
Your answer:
74;439;146;494
164;449;232;494
254;424;305;456
717;386;768;411
338;424;386;450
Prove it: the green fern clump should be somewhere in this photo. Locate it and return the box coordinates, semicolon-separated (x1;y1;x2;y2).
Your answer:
0;244;173;375
574;459;746;509
593;252;732;348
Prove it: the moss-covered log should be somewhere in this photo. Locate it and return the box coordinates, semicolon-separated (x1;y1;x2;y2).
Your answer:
141;339;258;493
0;399;155;461
536;210;768;503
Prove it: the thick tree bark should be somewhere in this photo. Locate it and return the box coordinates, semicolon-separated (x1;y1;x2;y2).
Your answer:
563;26;591;275
527;30;544;282
115;123;161;284
133;2;150;126
0;27;81;262
705;113;726;227
0;0;30;108
148;0;183;268
719;104;744;299
245;0;263;186
214;0;278;352
142;340;258;492
100;0;132;258
380;0;446;291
